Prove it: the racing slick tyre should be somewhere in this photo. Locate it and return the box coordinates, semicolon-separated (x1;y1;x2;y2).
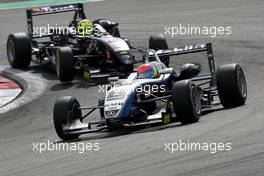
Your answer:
53;96;81;140
172;80;201;124
55;47;74;82
149;35;169;66
216;64;247;108
7;33;31;68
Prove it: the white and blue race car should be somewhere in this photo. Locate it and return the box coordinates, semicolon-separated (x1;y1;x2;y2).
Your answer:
53;42;247;140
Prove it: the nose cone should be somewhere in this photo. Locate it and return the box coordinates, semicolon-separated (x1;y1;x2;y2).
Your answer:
104;85;135;119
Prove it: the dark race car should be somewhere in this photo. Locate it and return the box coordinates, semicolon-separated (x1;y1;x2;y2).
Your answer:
52;43;247;140
6;3;140;82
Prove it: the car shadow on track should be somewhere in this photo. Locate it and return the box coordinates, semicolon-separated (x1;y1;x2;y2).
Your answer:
53;123;189;144
23;65;106;91
28;65;59;81
50;81;99;91
49;78;108;91
202;107;224;115
52;106;226;143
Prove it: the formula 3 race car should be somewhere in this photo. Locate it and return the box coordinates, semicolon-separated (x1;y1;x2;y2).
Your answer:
7;3;168;82
53;43;247;140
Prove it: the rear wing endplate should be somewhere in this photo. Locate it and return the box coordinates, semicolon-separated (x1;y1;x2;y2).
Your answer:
149;43;216;87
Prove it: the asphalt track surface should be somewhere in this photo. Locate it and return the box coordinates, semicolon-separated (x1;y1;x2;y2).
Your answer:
1;0;264;175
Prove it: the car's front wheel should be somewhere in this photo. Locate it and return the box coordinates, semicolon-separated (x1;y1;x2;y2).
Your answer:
172;80;201;124
53;96;81;140
55;47;75;82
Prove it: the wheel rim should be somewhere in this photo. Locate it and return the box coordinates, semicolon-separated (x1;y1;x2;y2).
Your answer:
238;70;247;98
191;86;201;114
67;102;81;125
7;39;15;63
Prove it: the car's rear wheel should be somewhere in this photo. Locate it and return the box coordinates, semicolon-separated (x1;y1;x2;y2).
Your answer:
172;80;201;124
7;33;31;68
53;96;81;140
149;35;169;66
55;47;74;82
216;64;247;108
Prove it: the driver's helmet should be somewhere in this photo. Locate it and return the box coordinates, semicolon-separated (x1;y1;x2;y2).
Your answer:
136;63;159;79
76;19;94;36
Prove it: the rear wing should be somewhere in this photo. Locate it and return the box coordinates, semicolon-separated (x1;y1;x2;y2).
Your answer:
149;43;216;87
26;3;86;39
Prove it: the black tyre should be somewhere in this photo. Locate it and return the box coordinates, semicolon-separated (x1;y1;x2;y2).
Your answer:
53;96;81;140
172;80;201;124
7;33;31;68
55;47;74;82
149;35;169;66
216;64;247;108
